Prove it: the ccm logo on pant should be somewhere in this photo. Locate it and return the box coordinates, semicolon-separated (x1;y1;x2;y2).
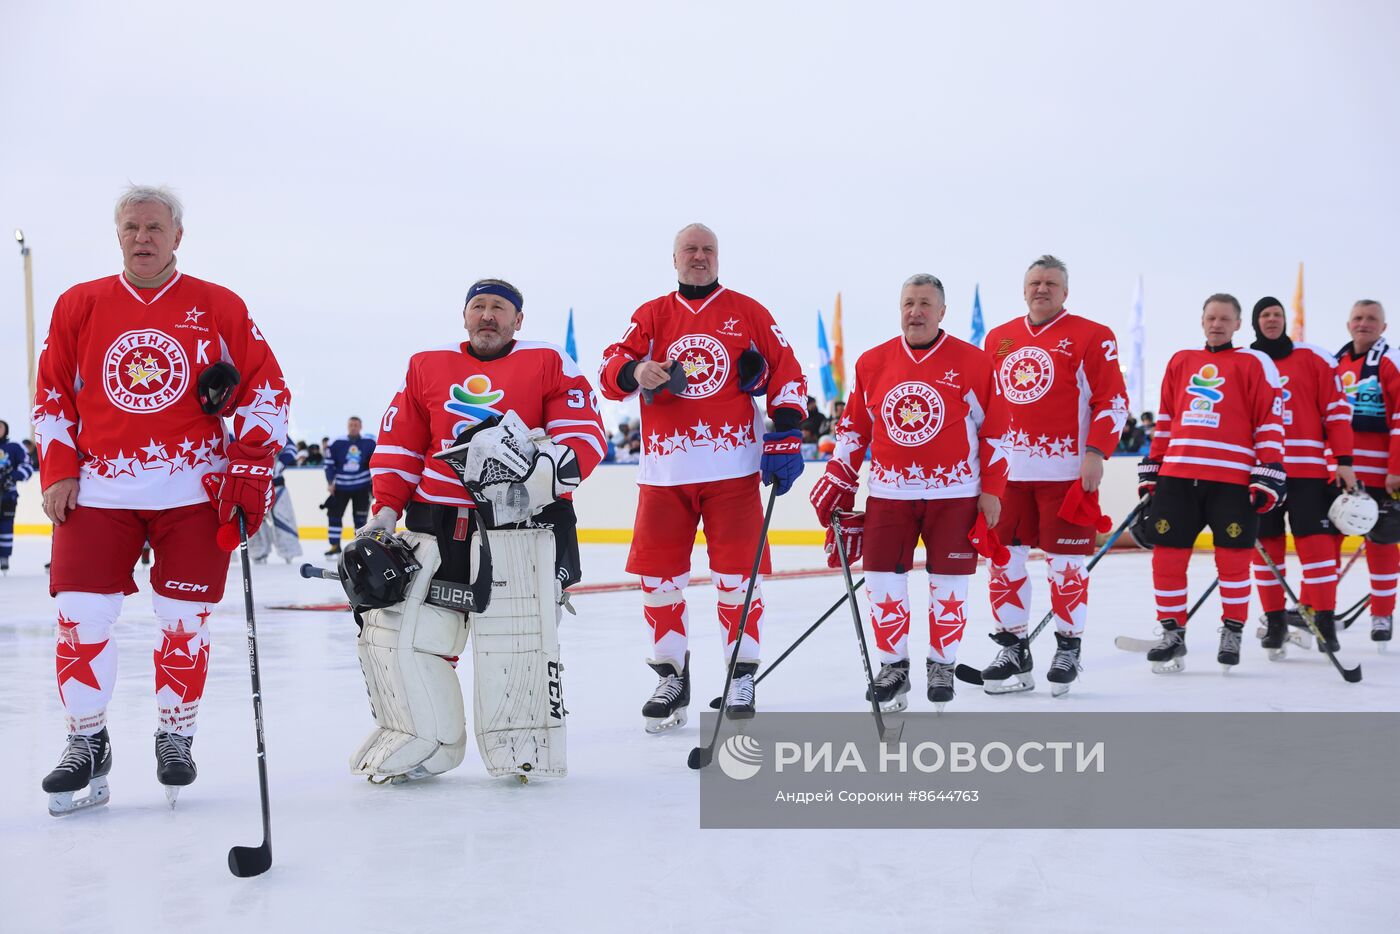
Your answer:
165;581;210;593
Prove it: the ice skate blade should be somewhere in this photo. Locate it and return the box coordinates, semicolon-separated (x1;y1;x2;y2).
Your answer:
47;777;110;817
1266;647;1287;662
164;785;185;808
1379;643;1391;655
1220;664;1235;674
982;673;1034;695
932;702;948;716
644;708;688;734
1151;658;1185;674
879;696;909;714
1050;682;1071;698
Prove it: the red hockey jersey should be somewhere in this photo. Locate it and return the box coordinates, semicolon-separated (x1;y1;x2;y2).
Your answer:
983;310;1129;482
598;287;806;486
370;340;607;514
31;272;289;510
1270;343;1354;480
1334;341;1400;485
1149;345;1284;485
832;331;1008;500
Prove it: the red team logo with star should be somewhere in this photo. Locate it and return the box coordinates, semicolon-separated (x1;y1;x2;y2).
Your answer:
999;346;1055;404
879;381;945;447
665;334;730;399
154;613;211;706
102;329;190;414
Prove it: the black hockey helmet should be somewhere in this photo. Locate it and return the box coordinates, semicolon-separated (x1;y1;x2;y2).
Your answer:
1127;502;1155;550
338;531;424;611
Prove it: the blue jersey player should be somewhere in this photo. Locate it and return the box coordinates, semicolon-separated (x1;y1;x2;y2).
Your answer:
324;417;376;555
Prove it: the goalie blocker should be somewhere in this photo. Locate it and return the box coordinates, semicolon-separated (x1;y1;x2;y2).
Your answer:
347;498;581;783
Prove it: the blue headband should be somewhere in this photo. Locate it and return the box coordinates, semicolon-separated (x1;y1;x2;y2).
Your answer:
465;282;522;312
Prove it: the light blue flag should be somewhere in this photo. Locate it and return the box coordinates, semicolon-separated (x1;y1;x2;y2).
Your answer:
817;311;838;404
970;284;985;347
564;307;578;363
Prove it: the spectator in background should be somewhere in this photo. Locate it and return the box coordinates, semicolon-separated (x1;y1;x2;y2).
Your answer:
305;443;324;466
1118;415;1147;454
801;396;829;440
831;399;845;427
21;438;39;469
1139;411;1156;443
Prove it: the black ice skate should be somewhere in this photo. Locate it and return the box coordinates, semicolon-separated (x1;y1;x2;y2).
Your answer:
155;731;196;807
642;652;690;734
926;659;956;713
0;556;9;573
1312;610;1340;654
325;544;342;557
866;659;911;713
1259;610;1289;661
1147;620;1187;674
1217;619;1244;670
1371;614;1392;652
724;662;758;720
42;729;112;817
980;631;1034;694
1046;633;1082;697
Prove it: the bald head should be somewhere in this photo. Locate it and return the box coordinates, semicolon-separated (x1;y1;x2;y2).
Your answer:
673;223;719;287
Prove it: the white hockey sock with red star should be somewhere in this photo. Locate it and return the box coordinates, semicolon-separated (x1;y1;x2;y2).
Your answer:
928;575;969;663
1046;553;1088;636
54;592;122;735
865;570;910;664
641;574;690;664
715;573;763;664
152;594;213;737
988;545;1031;636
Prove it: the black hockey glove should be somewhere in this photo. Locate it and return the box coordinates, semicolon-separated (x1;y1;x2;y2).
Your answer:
1136;456;1161;498
737;341;771;396
1250;462;1287;514
197;361;241;416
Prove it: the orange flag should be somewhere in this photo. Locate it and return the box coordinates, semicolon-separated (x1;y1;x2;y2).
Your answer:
831;292;846;400
1290;262;1305;342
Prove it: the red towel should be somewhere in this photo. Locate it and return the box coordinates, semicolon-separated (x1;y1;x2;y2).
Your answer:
1058;483;1113;533
968;513;1010;565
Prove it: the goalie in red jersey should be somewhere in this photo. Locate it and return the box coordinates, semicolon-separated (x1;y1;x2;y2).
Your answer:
32;186;290;815
809;274;1008;712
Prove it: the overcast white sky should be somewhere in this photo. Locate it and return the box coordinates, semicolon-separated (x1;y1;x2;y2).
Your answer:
2;1;1397;440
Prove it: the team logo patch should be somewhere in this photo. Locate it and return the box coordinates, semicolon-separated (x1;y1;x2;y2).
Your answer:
1342;371;1384;420
1156;518;1171;535
1181;363;1226;427
445;374;505;435
1226;522;1243;539
999;347;1055;404
102;329;189;414
1280;375;1293;425
879;381;945;447
667;334;730;399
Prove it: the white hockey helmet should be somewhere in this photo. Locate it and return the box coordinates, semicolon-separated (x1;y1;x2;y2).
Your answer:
1328;491;1379;537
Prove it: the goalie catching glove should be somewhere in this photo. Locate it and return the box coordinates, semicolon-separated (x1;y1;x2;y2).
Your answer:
435;410;581;526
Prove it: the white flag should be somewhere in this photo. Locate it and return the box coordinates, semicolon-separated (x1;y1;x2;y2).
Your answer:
1126;276;1146;413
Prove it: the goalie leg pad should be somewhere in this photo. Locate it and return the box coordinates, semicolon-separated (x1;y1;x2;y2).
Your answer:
472;528;567;779
351;530;470;781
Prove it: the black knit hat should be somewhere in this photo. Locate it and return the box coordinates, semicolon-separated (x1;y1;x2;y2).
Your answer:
1251;296;1292;359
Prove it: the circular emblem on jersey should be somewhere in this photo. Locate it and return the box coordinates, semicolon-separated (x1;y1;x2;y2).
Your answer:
879;381;945;447
666;334;730;399
1226;522;1242;539
1156;518;1171;535
103;329;190;414
999;346;1055;404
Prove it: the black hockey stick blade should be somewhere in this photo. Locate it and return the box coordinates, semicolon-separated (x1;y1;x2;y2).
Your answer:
1340;661;1363;683
229;841;272;878
953;663;985;686
709;696;721;710
687;745;713;770
881;719;905;744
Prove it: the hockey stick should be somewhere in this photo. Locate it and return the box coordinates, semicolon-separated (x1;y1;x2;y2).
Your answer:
832;511;903;743
300;563;338;581
708;579;864;710
1283;544;1368;629
229;510;274;878
957;494;1149;686
688;487;778;770
1255;543;1362;683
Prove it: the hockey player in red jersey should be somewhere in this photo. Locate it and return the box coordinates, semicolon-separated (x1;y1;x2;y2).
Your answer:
1334;299;1400;645
810;274;1008;711
1248;297;1357;655
32;186;290;814
976;255;1128;695
1137;294;1285;672
599;223;807;732
349;278;607;783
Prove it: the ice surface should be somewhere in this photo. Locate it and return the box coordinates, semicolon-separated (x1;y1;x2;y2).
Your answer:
1;543;1394;933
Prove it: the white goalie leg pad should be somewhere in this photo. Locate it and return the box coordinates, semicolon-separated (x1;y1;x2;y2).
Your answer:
472;528;567;779
350;530;470;781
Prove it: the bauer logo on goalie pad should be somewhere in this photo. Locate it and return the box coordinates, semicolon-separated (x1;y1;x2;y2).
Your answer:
427;581;478;613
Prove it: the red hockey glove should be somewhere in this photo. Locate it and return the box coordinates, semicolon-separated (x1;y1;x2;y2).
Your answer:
810;459;859;527
1250;462;1288;514
825;511;864;569
204;442;276;550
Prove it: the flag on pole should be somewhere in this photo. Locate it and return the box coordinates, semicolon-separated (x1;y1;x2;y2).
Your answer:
970;284;985;347
1290;262;1305;342
831;292;846;400
1126;276;1146;414
564;307;578;362
816;311;837;404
